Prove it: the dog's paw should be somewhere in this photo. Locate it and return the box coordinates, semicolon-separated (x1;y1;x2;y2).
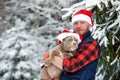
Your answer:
63;53;73;59
44;59;51;66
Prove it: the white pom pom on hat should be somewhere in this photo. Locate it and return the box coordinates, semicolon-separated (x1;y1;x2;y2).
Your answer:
71;9;94;27
56;29;81;43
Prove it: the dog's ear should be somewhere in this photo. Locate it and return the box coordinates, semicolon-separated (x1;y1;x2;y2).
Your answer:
62;36;69;42
61;42;65;50
62;38;65;41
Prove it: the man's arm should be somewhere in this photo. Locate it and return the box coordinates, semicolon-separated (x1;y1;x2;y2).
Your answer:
63;40;100;72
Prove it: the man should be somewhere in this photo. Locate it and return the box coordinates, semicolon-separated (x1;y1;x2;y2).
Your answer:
51;9;101;80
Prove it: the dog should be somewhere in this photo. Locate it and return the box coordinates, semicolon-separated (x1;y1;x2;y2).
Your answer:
40;32;80;80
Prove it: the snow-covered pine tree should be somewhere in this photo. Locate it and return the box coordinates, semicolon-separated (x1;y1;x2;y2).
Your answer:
0;0;77;79
92;0;120;80
0;27;43;80
4;0;77;50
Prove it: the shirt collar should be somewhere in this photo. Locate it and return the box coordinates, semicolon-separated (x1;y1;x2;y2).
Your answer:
83;31;91;39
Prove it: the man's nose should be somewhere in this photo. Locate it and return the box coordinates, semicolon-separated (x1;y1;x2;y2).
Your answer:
77;22;82;27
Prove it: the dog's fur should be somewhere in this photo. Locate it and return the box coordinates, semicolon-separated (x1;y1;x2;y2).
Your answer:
40;36;78;80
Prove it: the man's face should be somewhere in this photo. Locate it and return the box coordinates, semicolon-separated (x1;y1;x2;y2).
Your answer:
73;20;90;35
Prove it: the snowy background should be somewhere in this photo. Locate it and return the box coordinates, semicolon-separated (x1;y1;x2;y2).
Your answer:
0;0;119;80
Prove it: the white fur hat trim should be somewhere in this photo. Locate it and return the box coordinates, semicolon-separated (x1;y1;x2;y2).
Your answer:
56;33;81;43
72;14;92;26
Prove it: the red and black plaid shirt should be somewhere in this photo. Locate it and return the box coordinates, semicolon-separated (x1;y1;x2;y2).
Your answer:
63;40;99;72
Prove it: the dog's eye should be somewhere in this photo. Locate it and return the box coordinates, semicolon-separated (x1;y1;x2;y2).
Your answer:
75;39;78;42
75;38;78;42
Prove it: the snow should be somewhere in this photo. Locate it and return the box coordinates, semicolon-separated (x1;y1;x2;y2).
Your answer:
96;65;104;80
107;19;119;29
6;49;18;59
110;55;118;65
117;15;120;28
0;0;120;80
13;71;23;79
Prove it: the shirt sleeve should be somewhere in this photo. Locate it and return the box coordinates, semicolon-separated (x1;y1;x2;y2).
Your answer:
63;40;100;72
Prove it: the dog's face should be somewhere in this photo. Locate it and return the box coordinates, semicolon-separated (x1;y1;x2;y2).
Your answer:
62;36;78;52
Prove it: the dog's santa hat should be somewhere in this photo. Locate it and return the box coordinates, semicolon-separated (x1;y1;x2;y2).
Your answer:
71;9;94;27
56;29;82;44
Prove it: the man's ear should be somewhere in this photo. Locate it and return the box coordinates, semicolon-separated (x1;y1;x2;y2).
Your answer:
89;26;93;31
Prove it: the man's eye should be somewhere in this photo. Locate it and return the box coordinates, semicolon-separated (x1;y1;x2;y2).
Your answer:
74;22;78;25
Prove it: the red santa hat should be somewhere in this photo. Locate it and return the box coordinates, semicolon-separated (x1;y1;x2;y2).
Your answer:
71;9;94;26
56;29;82;43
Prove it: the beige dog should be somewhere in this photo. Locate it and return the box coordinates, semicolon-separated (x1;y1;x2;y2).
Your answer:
40;32;80;80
